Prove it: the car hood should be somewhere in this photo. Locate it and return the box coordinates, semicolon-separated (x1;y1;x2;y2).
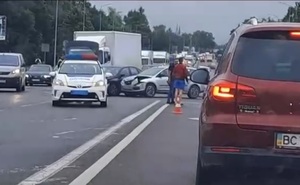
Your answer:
58;74;103;86
0;66;18;72
123;75;154;84
26;71;51;75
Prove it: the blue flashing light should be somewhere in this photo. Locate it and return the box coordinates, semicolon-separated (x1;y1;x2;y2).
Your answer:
64;54;98;61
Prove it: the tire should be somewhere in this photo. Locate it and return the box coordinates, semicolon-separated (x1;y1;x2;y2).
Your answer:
195;151;213;185
187;85;200;99
107;83;120;96
16;83;23;92
100;99;107;107
52;101;60;107
144;83;156;97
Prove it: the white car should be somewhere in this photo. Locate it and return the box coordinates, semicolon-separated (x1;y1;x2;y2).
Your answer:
121;66;205;98
50;57;108;107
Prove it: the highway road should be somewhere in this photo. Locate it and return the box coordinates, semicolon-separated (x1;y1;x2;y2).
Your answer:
0;86;299;185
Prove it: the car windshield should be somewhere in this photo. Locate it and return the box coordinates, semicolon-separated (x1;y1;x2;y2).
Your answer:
0;55;19;66
102;67;121;76
59;63;102;75
232;31;300;82
29;65;51;72
138;67;163;76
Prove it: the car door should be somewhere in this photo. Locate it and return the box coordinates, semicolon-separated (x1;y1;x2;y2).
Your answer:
155;69;169;92
118;67;131;80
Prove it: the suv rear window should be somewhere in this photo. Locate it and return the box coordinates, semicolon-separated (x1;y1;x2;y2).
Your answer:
0;55;19;66
232;31;300;82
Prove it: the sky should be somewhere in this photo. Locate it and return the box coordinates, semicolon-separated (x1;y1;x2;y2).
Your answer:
90;1;295;44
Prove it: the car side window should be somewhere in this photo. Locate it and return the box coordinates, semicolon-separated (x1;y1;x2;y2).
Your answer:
130;67;140;75
119;68;130;77
215;33;235;75
159;69;168;77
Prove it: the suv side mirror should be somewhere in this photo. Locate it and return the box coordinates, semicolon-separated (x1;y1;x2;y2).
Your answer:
190;69;210;85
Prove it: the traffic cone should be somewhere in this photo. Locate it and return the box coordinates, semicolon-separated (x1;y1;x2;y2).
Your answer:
173;103;182;114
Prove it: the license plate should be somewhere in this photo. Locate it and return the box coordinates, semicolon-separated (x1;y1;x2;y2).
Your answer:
32;79;40;82
70;90;88;95
276;133;300;149
0;80;5;83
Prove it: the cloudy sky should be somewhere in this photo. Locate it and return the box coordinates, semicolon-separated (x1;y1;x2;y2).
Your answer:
91;1;295;44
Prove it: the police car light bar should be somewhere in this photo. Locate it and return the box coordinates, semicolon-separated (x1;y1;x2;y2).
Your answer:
64;54;98;61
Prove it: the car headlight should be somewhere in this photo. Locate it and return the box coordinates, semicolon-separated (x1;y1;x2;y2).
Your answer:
53;79;65;86
25;74;29;78
11;69;20;74
94;80;104;87
44;75;51;78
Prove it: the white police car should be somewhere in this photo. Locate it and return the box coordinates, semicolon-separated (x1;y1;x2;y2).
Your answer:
50;54;108;107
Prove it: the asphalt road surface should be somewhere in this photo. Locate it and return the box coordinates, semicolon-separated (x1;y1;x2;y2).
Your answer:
0;86;299;185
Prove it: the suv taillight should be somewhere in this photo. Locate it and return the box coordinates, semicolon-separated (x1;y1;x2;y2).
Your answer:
209;80;256;101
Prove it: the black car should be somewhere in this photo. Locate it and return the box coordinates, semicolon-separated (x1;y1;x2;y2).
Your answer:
26;64;53;86
103;66;141;96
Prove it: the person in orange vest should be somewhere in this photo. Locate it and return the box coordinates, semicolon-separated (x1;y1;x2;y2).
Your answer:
172;54;188;105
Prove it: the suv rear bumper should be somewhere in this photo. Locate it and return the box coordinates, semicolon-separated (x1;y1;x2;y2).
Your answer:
200;123;300;169
201;147;300;169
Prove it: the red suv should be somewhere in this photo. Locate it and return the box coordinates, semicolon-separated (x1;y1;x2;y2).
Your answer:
191;19;300;184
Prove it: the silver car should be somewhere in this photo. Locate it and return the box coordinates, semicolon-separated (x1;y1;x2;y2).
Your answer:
121;66;204;98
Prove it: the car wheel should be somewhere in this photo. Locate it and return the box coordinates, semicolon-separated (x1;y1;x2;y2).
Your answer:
16;83;23;92
187;85;200;99
144;83;156;97
107;83;120;96
52;101;60;107
195;151;213;185
100;99;107;107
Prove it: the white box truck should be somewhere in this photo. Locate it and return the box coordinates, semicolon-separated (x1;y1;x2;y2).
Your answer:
73;31;142;69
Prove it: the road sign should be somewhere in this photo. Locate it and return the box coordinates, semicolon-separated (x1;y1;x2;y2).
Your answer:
41;43;50;52
0;16;7;41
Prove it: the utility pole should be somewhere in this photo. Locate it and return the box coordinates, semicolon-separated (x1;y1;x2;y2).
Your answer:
83;0;86;31
53;0;59;67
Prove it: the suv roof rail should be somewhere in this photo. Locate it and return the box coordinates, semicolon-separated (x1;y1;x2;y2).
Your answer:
246;17;258;25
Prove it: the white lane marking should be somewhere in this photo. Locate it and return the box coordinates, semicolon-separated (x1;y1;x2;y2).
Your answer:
63;118;77;121
55;131;75;135
52;136;60;139
18;100;160;185
69;103;169;185
189;117;199;121
21;104;32;107
20;101;50;108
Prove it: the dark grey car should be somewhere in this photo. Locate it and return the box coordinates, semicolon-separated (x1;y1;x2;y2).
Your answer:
0;53;26;92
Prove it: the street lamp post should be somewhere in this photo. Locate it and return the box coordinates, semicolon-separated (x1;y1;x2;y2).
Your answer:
83;0;86;31
99;3;112;31
53;0;59;67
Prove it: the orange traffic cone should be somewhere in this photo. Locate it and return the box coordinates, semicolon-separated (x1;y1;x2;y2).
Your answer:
173;103;182;114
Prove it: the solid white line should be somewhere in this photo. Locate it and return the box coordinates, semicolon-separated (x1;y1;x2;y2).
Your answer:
18;100;161;185
55;131;75;135
69;104;169;185
21;104;32;107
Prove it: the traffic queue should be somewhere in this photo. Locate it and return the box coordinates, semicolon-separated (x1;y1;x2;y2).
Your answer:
0;50;205;108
